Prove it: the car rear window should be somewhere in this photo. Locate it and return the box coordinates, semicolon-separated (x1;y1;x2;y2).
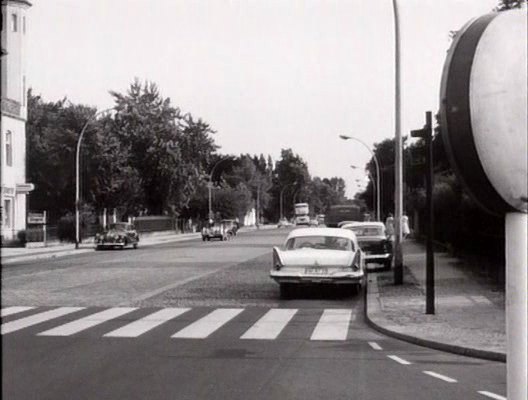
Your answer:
348;226;384;237
285;236;353;251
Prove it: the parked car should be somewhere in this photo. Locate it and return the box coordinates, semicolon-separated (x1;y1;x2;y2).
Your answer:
221;219;239;236
309;218;319;226
270;227;365;297
341;221;392;269
277;218;292;228
202;222;229;241
95;223;139;250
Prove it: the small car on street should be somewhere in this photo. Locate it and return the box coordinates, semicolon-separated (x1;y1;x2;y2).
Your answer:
221;219;239;237
270;227;365;297
95;223;139;250
202;221;229;241
341;221;393;269
277;218;292;228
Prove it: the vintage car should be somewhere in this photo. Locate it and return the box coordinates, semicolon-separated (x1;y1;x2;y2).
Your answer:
95;223;139;250
341;221;392;269
202;222;229;241
270;227;365;297
221;219;239;236
277;218;292;228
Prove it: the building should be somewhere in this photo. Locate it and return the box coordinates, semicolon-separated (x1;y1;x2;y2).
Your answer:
1;0;33;241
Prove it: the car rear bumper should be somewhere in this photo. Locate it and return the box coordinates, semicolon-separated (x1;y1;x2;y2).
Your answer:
270;270;364;285
363;253;392;263
95;242;126;248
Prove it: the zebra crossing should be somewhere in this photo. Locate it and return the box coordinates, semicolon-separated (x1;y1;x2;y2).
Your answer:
1;305;361;341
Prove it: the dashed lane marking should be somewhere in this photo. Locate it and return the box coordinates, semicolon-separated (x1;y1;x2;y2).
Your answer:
423;371;458;383
1;306;35;317
477;391;507;400
171;308;244;339
310;309;353;341
1;307;85;334
368;341;382;350
38;308;137;336
241;308;297;340
104;308;190;338
387;355;412;365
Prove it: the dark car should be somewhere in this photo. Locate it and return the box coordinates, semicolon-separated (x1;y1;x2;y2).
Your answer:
341;222;392;269
221;219;239;237
95;223;139;250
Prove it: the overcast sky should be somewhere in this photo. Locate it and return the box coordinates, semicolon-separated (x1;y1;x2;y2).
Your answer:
26;0;498;197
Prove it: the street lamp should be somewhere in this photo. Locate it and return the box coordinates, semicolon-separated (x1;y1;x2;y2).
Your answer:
75;107;114;249
339;135;381;221
279;181;297;220
208;157;232;221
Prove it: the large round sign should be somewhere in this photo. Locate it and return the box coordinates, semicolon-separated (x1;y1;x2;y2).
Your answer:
440;9;527;215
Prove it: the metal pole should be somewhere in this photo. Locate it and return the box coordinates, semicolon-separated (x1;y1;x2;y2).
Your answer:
506;212;528;400
392;0;404;285
424;112;435;314
280;187;284;220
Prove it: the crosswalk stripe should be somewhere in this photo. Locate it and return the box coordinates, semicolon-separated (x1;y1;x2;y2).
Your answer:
172;308;243;339
241;309;298;340
1;307;85;335
1;306;35;317
37;308;137;336
310;309;353;341
104;308;190;338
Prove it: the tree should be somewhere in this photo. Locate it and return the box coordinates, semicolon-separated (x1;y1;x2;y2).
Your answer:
495;0;526;11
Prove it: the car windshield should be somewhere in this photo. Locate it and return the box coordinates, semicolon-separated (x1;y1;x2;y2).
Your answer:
348;226;384;237
285;235;353;251
108;223;128;231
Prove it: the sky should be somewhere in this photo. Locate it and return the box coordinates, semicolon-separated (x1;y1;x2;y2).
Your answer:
26;0;498;198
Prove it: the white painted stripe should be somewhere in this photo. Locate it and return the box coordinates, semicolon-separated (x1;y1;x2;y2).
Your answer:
387;355;412;365
477;391;507;400
1;307;84;335
172;308;243;339
38;308;137;336
1;306;35;317
104;308;190;338
310;309;352;341
241;309;297;340
368;341;383;350
423;371;458;383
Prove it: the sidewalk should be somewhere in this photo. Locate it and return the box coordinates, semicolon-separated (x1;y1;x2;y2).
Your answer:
365;239;506;362
1;224;277;265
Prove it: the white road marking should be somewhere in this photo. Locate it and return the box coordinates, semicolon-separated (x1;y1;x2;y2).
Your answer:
477;391;507;400
423;371;458;383
1;306;34;317
104;308;190;338
241;309;297;340
1;307;84;335
387;355;412;365
310;309;352;341
37;308;137;336
368;341;383;350
172;308;243;339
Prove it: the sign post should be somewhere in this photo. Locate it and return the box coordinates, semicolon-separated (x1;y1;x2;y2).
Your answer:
440;10;527;400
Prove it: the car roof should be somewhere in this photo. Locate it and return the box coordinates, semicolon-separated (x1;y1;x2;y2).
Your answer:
287;227;357;241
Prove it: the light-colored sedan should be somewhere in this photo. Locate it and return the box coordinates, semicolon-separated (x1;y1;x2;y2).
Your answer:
270;227;365;297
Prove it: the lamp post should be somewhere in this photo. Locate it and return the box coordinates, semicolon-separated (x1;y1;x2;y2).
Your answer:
279;181;297;220
339;135;381;221
352;166;376;219
208;157;231;221
75;107;114;249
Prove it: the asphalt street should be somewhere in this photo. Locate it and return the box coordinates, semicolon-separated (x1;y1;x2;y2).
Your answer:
2;229;506;400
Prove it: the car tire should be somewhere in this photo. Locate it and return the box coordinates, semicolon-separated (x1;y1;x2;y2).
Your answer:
95;245;101;251
133;243;138;249
384;259;392;271
279;283;293;299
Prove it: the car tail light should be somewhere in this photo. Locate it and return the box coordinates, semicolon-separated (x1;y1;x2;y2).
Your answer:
273;247;283;270
349;252;361;271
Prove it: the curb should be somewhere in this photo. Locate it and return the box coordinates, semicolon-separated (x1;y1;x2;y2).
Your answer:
364;275;506;363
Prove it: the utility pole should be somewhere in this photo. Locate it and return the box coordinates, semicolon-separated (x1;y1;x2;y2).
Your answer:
411;111;434;314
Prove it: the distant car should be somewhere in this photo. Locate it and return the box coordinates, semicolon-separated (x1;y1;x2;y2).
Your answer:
341;222;392;269
221;219;239;236
277;218;292;228
316;214;325;225
202;222;229;241
270;227;365;297
309;218;319;226
95;223;139;250
337;220;359;228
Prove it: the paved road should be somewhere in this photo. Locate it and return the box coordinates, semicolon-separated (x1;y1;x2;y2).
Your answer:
2;229;506;400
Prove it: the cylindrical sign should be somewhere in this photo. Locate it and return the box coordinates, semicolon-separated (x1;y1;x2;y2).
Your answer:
440;9;527;215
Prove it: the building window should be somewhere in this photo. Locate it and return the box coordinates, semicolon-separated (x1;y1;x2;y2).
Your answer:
5;131;13;166
11;14;17;32
3;199;12;228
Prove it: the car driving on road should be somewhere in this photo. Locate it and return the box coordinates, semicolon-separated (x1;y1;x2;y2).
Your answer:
341;221;392;269
95;223;139;250
270;227;365;297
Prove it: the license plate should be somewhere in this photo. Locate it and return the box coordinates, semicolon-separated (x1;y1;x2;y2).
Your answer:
305;267;328;275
